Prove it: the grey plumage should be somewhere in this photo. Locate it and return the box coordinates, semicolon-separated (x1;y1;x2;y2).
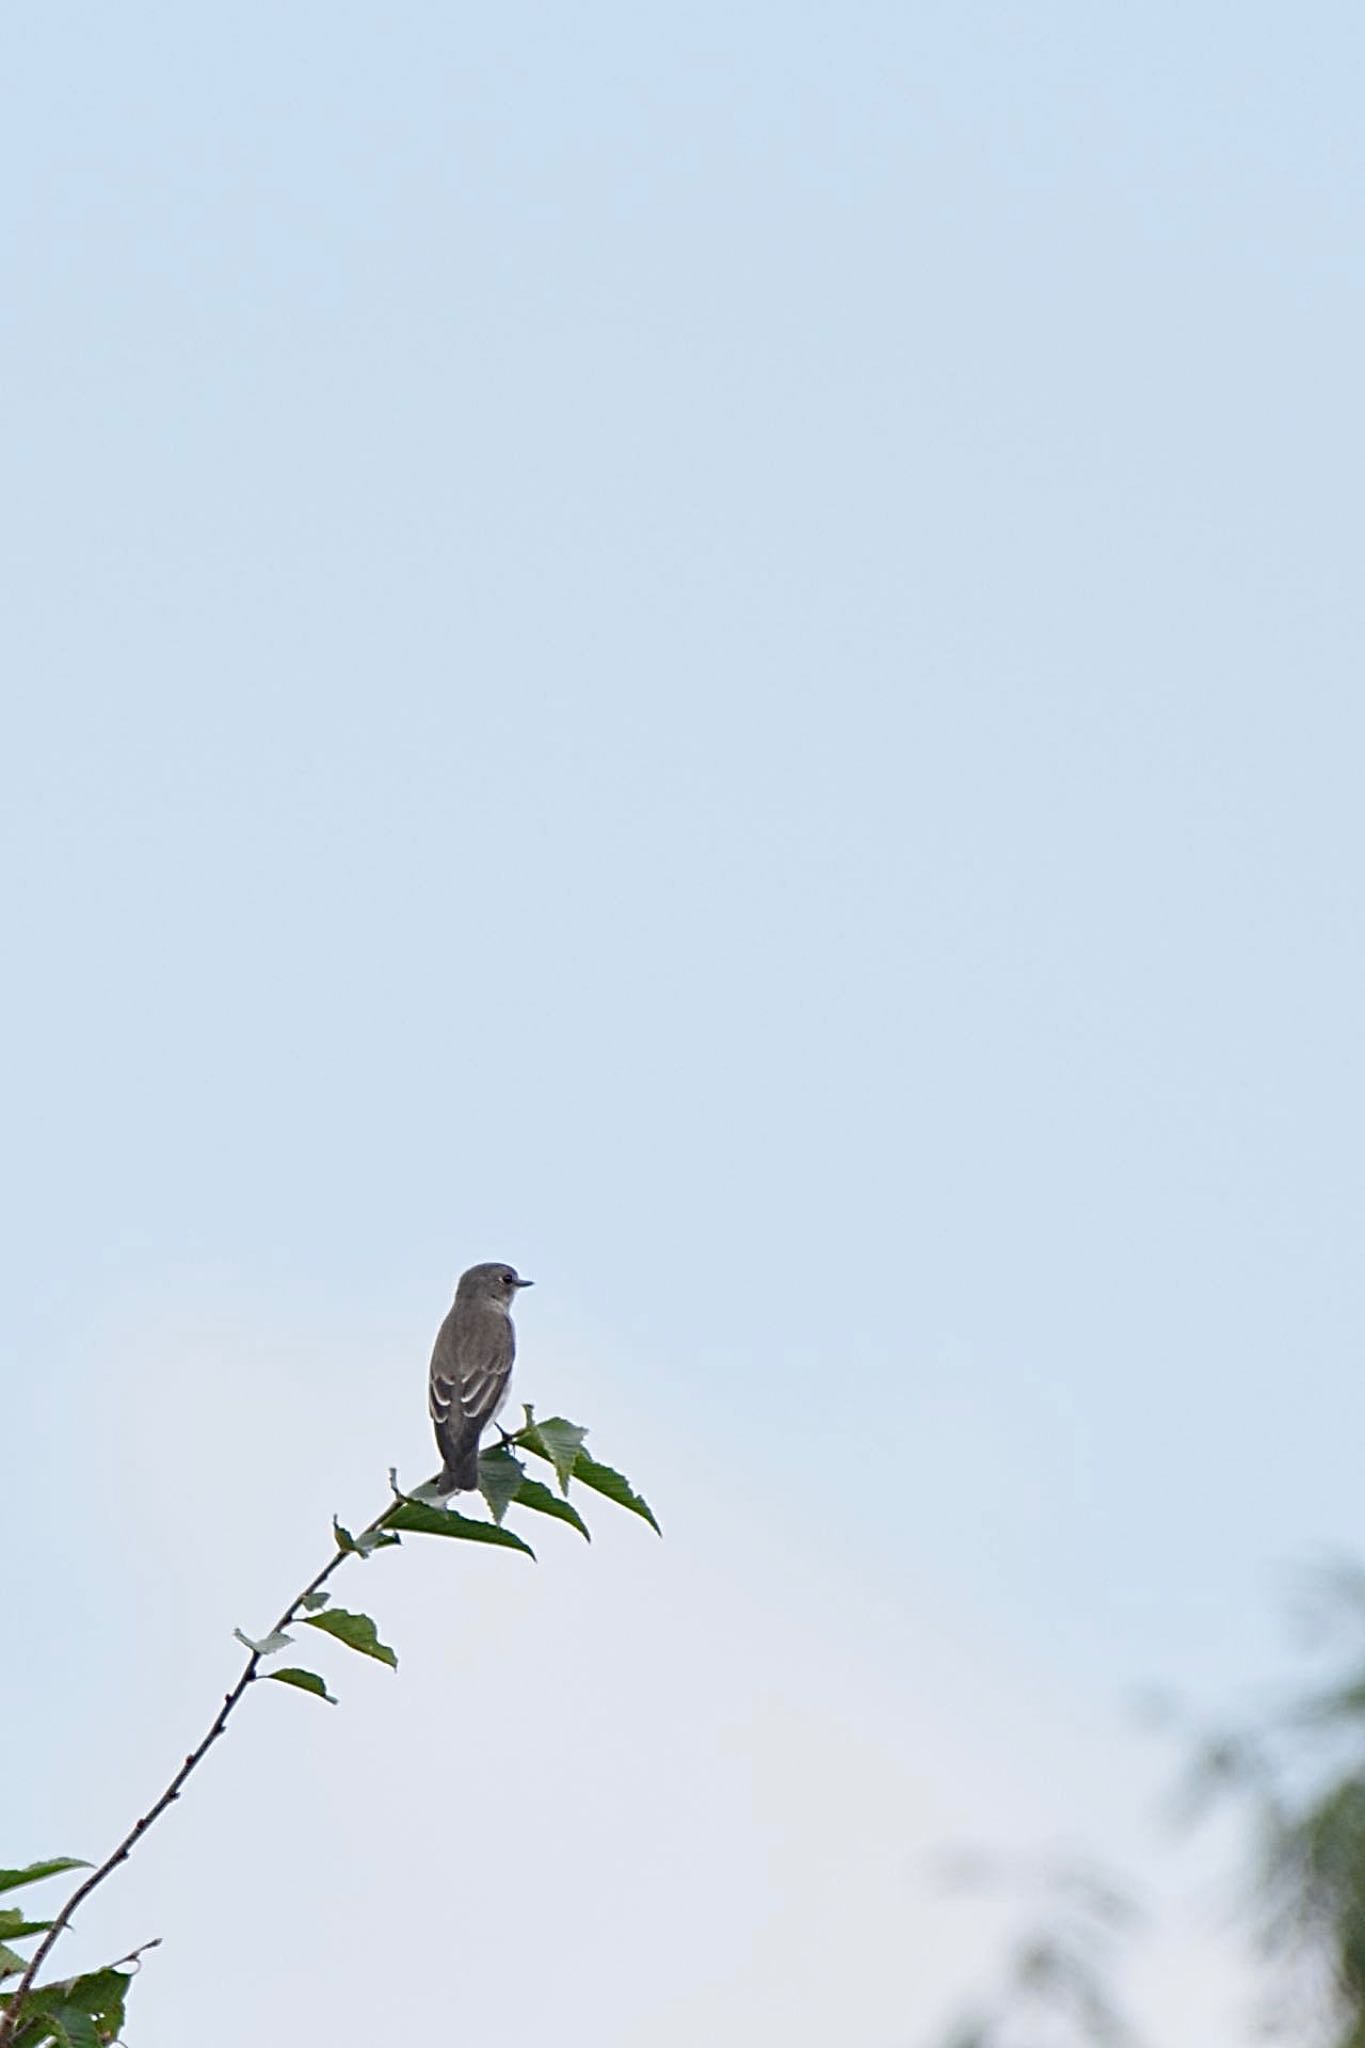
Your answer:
429;1261;533;1493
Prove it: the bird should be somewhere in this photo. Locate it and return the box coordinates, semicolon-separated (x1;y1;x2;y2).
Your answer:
429;1262;533;1493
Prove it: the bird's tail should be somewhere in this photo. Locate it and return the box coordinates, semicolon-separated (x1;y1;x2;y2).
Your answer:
437;1436;481;1495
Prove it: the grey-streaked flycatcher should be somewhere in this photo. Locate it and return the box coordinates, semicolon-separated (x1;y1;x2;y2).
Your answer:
429;1262;533;1493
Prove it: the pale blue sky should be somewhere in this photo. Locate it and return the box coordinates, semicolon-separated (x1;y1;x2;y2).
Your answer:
4;5;1363;2042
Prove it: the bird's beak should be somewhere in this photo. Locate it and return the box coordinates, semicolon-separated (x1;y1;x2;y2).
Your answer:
514;1277;534;1289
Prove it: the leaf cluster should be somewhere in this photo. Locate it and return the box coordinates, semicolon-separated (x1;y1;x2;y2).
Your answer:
0;1867;141;2048
236;1412;658;1709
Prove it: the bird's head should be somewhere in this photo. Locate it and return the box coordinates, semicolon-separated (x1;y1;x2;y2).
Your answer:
457;1261;534;1312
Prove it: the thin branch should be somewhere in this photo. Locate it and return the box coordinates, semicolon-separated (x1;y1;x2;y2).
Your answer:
106;1938;162;1975
0;1470;441;2044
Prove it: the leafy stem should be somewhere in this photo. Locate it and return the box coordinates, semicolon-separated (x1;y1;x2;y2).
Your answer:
0;1482;410;2044
1;1412;656;2044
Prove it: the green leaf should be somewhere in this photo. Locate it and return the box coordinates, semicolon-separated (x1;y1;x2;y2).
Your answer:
0;1913;51;1941
386;1500;535;1558
570;1452;662;1535
477;1447;525;1524
3;1969;129;2048
0;1944;28;1980
522;1416;588;1494
333;1518;399;1557
298;1590;330;1612
0;1862;88;1898
64;1965;134;2035
46;2005;102;2048
300;1608;398;1670
234;1628;294;1658
267;1667;337;1705
511;1474;591;1541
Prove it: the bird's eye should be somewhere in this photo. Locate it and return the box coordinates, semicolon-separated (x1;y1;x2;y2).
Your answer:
502;1271;516;1285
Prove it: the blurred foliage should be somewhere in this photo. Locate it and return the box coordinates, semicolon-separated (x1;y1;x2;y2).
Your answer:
935;1558;1365;2048
932;1854;1144;2048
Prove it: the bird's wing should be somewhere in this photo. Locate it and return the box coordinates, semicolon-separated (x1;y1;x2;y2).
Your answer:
429;1308;515;1437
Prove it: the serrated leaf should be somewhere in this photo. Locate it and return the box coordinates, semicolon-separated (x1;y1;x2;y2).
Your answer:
0;1862;88;1898
570;1452;662;1534
477;1447;525;1524
386;1500;536;1558
522;1415;588;1494
267;1667;337;1705
233;1628;294;1658
298;1590;330;1612
511;1474;591;1541
0;1912;49;1940
301;1608;397;1670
